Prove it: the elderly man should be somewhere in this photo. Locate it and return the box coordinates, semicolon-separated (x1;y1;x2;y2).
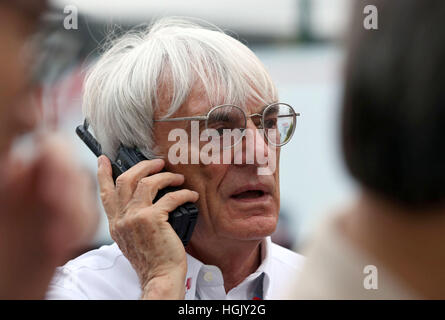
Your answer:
47;18;304;300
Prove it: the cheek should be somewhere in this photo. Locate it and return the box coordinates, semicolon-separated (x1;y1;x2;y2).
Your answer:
274;150;280;196
189;163;228;205
165;162;228;203
181;163;229;218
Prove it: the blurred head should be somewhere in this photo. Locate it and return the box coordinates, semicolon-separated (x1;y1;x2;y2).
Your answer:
84;18;282;244
0;1;47;154
342;0;445;209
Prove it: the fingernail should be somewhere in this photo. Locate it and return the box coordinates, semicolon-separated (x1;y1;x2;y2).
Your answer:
98;156;103;168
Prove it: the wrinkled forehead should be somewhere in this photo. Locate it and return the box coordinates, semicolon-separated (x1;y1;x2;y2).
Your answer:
158;79;277;119
152;28;279;120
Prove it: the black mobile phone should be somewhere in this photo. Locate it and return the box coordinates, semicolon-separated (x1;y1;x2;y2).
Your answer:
76;120;198;247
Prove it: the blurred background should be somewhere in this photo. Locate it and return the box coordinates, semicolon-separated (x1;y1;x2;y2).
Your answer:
34;0;358;253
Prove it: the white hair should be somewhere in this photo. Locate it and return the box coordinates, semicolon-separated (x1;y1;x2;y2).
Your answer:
83;17;278;160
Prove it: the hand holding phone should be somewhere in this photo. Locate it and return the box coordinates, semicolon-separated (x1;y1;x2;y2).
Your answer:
97;155;197;299
76;121;198;246
76;120;199;298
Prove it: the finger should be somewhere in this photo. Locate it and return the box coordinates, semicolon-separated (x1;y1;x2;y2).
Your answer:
131;172;185;206
153;189;199;216
97;155;115;215
114;159;165;207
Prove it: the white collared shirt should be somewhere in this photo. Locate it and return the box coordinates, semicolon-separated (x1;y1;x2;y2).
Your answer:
46;237;304;300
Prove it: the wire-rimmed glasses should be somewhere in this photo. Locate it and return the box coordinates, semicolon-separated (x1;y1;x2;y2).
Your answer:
154;102;300;148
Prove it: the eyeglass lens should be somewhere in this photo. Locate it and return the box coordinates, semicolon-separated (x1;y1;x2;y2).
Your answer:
205;103;296;147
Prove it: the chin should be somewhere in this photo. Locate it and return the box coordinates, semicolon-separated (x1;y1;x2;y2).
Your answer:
222;215;278;240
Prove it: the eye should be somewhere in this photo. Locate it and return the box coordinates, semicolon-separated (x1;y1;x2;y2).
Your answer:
206;105;246;141
206;121;231;136
264;117;277;129
215;127;226;136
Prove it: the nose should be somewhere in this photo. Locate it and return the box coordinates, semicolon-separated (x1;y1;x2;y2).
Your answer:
233;119;269;166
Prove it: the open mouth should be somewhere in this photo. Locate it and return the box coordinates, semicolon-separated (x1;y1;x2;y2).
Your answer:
231;190;266;200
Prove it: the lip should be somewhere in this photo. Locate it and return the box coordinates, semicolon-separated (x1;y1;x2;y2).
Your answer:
231;183;272;196
229;193;273;203
229;183;273;203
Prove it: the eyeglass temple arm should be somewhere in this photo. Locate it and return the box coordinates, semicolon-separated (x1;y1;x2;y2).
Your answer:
279;113;301;117
154;116;208;122
247;113;301;119
155;113;301;122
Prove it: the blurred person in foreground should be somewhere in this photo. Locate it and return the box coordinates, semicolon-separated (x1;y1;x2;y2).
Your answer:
0;1;99;299
46;18;304;300
287;0;445;299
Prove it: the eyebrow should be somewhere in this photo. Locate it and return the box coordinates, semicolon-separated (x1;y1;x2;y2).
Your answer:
154;115;207;122
154;102;281;122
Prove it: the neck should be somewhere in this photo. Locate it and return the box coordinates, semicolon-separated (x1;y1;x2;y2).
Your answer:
186;237;262;293
341;192;445;299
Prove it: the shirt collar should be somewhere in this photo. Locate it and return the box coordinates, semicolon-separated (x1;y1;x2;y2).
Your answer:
183;236;273;300
257;237;273;298
184;254;203;300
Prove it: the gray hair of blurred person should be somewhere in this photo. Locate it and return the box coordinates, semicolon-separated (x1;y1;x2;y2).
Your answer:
83;17;278;160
